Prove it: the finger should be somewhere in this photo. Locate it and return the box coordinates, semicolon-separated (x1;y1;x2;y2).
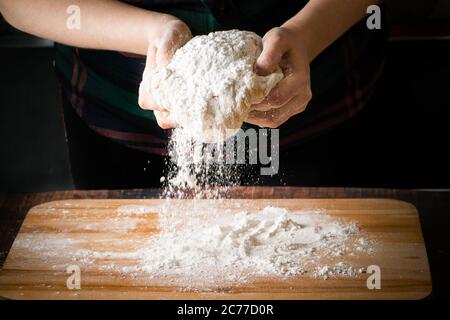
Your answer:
145;44;157;69
156;39;177;66
154;110;177;129
253;73;298;111
256;29;289;76
138;81;163;111
139;44;164;111
253;71;311;112
156;27;192;67
246;95;308;128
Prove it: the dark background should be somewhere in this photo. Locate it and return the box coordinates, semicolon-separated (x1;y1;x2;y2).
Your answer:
1;0;450;192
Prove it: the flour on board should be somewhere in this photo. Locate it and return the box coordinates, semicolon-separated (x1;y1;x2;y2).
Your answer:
15;203;374;290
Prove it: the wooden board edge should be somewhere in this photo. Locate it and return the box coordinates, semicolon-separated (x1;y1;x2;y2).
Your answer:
27;197;420;210
2;197;432;300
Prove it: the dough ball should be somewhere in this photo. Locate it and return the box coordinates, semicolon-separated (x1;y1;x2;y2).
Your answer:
147;30;284;143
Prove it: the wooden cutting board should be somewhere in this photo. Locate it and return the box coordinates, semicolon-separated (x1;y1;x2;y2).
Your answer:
0;198;431;300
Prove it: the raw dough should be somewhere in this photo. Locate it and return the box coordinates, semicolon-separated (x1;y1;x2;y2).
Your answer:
147;30;284;143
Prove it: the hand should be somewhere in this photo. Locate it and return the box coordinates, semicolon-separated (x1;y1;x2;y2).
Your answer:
138;18;192;129
246;27;312;128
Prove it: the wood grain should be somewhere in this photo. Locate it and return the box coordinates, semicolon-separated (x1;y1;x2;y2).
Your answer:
0;198;431;300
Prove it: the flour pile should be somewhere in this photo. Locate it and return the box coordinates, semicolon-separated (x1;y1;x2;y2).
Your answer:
137;205;371;287
14;203;374;290
146;30;283;196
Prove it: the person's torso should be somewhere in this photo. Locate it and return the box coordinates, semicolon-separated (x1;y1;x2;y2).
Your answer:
54;0;387;152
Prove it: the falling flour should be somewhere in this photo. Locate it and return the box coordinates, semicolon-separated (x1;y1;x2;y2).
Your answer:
146;30;283;196
13;31;374;292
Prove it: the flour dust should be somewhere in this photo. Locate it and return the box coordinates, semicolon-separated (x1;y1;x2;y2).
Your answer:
15;202;375;291
147;30;283;198
12;30;376;292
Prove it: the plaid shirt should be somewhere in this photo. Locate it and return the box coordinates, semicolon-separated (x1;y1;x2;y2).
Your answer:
54;0;387;154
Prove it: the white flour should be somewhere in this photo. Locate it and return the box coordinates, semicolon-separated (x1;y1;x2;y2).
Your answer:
146;30;283;196
117;204;158;215
148;30;283;143
15;203;373;290
137;205;370;287
11;30;373;292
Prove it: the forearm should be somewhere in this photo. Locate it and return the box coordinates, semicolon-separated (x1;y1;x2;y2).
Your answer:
0;0;173;55
283;0;382;62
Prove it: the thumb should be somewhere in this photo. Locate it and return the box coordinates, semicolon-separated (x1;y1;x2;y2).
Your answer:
145;45;157;69
156;25;192;67
156;43;176;67
256;33;287;76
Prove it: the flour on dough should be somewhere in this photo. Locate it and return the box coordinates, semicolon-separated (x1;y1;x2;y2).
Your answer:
147;30;284;143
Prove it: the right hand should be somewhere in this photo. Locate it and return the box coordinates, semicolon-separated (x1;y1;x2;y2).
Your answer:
138;18;192;129
246;27;312;129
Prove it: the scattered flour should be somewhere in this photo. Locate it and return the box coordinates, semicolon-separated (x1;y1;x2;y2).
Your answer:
81;218;140;233
12;30;374;292
313;263;367;280
15;203;374;290
117;205;158;216
137;205;369;287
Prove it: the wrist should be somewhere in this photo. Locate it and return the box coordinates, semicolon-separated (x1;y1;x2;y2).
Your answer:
280;20;315;63
145;13;178;40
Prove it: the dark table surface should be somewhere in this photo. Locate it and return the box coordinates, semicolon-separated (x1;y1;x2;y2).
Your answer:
0;187;449;299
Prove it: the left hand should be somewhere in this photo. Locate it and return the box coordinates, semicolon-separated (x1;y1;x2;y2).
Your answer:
138;18;192;129
246;27;312;128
